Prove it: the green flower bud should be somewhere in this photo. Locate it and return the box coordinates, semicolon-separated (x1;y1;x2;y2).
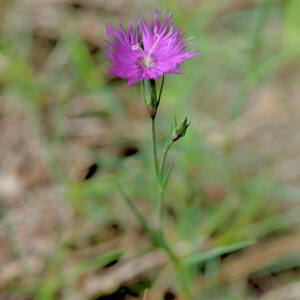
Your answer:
172;116;190;142
141;79;157;119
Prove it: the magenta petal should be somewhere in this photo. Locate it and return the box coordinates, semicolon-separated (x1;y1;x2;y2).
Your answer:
104;11;198;85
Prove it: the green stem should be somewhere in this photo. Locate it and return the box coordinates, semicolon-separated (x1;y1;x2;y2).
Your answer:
159;140;174;184
159;235;194;299
152;138;193;299
156;139;173;233
156;186;164;239
141;77;193;298
151;117;159;179
157;75;165;108
120;184;193;299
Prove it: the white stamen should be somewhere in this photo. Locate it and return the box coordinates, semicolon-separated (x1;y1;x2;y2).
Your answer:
131;27;162;69
132;45;140;51
132;43;145;55
147;28;161;57
143;56;152;68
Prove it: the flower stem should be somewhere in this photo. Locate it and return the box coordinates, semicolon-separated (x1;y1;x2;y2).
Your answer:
155;140;174;229
150;127;194;300
157;75;165;108
159;140;174;185
151;117;159;179
120;184;193;299
158;227;194;299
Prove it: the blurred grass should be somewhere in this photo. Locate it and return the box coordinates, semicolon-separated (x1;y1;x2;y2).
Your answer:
1;0;300;299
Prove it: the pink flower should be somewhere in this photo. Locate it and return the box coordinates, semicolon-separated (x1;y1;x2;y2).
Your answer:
104;11;198;85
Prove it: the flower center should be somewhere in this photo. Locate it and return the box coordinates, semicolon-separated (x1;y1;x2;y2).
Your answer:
131;26;161;69
142;55;153;68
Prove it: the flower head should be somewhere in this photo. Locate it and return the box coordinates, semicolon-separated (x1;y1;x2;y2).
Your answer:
104;11;198;85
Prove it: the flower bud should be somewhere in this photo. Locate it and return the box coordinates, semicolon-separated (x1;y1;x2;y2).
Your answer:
141;79;157;118
172;116;190;142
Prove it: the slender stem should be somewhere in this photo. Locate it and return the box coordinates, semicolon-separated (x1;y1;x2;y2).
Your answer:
156;140;173;264
119;183;193;299
151;117;159;179
155;139;194;299
159;140;174;183
143;76;193;299
157;75;165;108
156;140;173;234
159;234;194;299
156;186;164;236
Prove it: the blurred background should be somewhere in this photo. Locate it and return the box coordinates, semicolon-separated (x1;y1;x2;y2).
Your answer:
1;0;300;299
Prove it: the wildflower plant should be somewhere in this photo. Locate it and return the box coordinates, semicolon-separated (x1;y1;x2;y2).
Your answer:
105;11;198;298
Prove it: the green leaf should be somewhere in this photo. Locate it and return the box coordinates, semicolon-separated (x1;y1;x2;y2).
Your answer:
184;239;256;266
